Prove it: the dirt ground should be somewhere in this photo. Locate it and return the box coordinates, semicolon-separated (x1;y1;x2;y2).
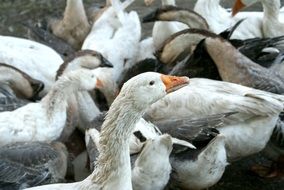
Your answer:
1;0;284;189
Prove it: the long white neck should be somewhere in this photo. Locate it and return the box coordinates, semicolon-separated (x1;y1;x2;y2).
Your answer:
91;94;145;189
161;0;176;6
41;75;79;120
262;0;280;21
260;0;283;38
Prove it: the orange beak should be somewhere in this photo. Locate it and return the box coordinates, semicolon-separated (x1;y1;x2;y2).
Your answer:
96;79;103;89
161;74;190;93
232;0;245;16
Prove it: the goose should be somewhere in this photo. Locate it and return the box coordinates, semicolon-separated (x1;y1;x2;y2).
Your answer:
82;0;141;86
232;0;284;38
0;35;63;95
0;63;44;101
25;72;190;190
198;36;284;178
168;130;227;190
54;50;112;140
143;0;188;50
0;69;102;146
85;128;173;190
155;28;217;66
89;111;230;189
131;134;173;190
49;0;91;49
203;36;284;94
0;63;44;113
146;78;284;161
160;29;284;79
0;141;68;189
149;113;231;190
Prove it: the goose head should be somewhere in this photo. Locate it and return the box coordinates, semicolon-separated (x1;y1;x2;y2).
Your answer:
59;69;103;92
119;72;189;109
143;5;209;30
0;63;44;100
56;50;112;79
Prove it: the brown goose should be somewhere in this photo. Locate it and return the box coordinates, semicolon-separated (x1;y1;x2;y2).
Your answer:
49;0;91;49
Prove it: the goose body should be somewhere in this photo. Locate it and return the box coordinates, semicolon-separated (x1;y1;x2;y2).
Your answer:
85;128;173;190
170;133;227;190
131;134;172;190
82;0;141;83
0;35;63;95
49;0;90;49
232;0;284;39
0;141;68;189
151;113;231;189
0;63;44;112
26;72;189;190
0;69;101;146
147;78;284;161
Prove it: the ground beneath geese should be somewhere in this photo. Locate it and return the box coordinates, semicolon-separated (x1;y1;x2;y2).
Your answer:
1;0;284;189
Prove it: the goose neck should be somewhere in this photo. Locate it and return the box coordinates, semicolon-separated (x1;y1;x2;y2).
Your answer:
91;95;144;189
261;0;280;20
42;76;79;119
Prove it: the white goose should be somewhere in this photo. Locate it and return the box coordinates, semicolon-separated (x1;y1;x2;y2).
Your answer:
25;72;189;190
146;78;284;161
49;0;90;49
0;63;44;101
0;35;63;95
85;128;173;190
0;69;101;146
232;0;284;38
82;0;141;87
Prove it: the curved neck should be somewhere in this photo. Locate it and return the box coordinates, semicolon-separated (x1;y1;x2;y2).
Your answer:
167;10;209;30
64;0;88;22
161;0;176;6
42;75;79;119
0;70;32;98
91;95;144;189
262;0;280;21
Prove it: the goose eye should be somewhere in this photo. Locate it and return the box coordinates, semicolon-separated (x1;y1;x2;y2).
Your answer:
149;81;155;86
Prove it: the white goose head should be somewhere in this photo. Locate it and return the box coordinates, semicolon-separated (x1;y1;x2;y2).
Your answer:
119;72;189;109
57;69;102;92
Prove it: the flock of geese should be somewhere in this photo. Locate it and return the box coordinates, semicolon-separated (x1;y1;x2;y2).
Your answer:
1;0;284;189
